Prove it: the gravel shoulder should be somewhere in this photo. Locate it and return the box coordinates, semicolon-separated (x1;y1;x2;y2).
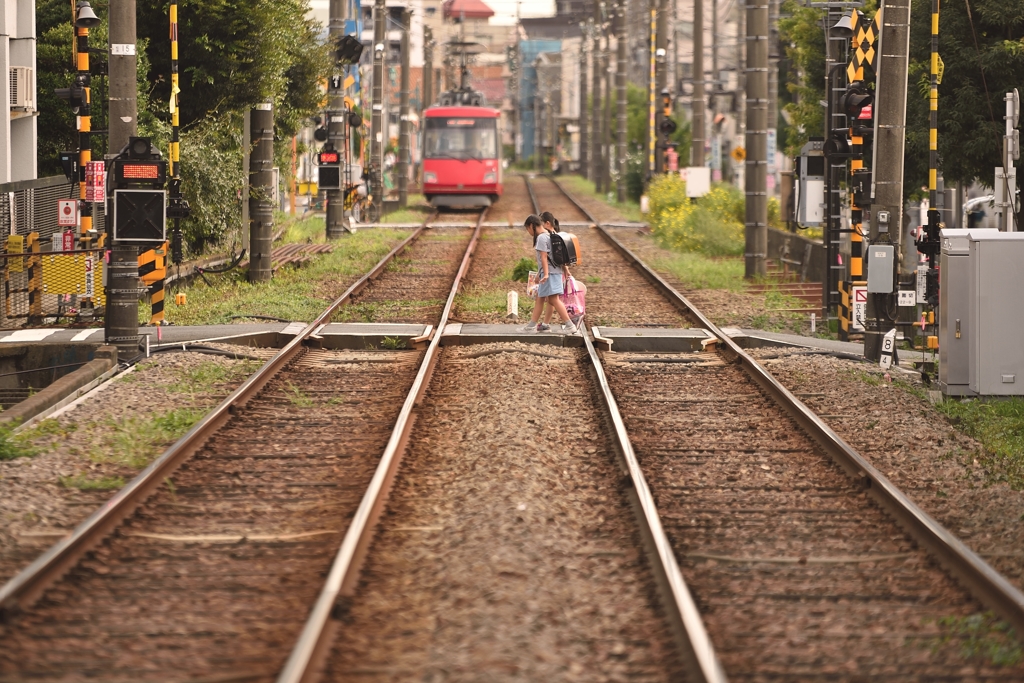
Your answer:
0;348;272;584
750;348;1024;593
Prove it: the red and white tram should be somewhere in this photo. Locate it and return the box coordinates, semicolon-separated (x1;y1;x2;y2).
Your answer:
421;106;503;208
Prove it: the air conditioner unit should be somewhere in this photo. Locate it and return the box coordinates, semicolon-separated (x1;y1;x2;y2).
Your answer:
10;66;35;110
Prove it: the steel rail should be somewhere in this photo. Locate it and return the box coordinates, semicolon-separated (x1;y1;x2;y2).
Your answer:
0;221;433;616
579;327;728;683
524;173;540;214
534;165;728;683
276;209;487;683
548;172;1024;647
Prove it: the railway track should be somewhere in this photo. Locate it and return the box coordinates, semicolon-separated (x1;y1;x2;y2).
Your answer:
530;174;1024;680
0;211;484;681
2;176;1024;681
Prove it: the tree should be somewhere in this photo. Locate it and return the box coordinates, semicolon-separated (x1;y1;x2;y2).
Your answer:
904;0;1024;194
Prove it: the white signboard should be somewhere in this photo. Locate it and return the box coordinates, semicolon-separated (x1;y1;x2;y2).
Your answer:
916;265;928;303
898;290;917;307
685;166;711;197
58;199;78;227
851;286;867;332
84;256;95;298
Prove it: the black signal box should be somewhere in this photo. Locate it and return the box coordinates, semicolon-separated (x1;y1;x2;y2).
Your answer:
319;166;342;191
113;189;167;242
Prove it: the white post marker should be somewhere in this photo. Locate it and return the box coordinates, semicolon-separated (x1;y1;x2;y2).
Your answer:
506;291;518;319
879;327;898;370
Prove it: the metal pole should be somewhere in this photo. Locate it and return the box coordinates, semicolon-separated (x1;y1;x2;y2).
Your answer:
654;0;669;175
370;0;386;217
592;3;603;188
691;0;705;166
648;4;658;177
580;22;589;178
711;0;718;174
865;0;912;360
604;48;613;195
616;0;628;202
735;3;744;185
767;0;779;195
326;0;347;238
248;103;274;283
398;8;411;208
743;0;767;278
108;0;137;154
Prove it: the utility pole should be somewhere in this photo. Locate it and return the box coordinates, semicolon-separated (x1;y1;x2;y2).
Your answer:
398;8;411;208
654;0;669;175
108;0;137;153
767;0;779;196
743;0;768;278
691;0;705;166
865;0;911;360
711;0;718;176
579;22;589;179
423;27;433;115
248;103;274;283
997;90;1020;231
604;47;613;195
326;0;347;238
616;0;628;202
735;5;745;186
370;0;386;217
592;6;603;190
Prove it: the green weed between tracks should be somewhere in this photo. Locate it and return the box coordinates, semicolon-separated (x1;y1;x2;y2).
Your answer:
167;359;262;396
88;407;206;470
164;218;410;325
59;474;126;491
926;612;1022;667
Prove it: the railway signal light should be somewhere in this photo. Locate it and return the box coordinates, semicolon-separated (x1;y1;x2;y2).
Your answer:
659;118;678;136
111;137;168;243
317;145;342;191
335;35;364;65
661;89;672;118
54;74;89;114
843;82;874;121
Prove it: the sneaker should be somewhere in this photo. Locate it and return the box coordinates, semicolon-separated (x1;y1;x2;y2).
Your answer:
536;323;551;332
570;313;584;327
561;322;578;334
518;322;538;332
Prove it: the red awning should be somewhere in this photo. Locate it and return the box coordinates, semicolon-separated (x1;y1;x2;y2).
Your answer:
443;0;495;20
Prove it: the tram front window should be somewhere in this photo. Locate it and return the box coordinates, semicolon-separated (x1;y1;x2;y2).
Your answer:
424;118;497;160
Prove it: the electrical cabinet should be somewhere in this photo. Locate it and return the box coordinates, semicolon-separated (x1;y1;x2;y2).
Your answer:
866;244;895;293
969;231;1024;395
938;229;972;395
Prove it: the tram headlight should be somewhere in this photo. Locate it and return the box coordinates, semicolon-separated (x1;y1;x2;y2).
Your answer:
424;172;437;183
483;172;497;184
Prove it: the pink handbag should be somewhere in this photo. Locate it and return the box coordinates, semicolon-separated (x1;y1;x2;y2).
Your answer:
560;276;586;318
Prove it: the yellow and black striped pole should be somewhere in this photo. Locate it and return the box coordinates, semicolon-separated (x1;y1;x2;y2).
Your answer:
168;0;186;267
928;0;940;211
75;1;93;237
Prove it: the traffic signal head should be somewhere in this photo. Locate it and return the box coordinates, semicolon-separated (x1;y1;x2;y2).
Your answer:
843;82;874;120
661;89;672;117
348;111;363;128
659;118;678;136
314;126;329;142
113;189;167;243
54;74;89;114
127;137;156;159
336;35;364;65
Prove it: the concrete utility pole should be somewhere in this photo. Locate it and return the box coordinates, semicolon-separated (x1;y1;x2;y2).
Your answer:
248;103;274;283
108;0;137;154
370;0;386;216
691;0;705;166
326;0;347;238
767;0;779;192
865;0;912;360
654;0;669;174
591;7;603;189
604;48;613;194
743;0;768;278
616;0;628;202
735;5;745;185
580;22;589;178
423;27;433;113
398;8;411;208
711;0;718;173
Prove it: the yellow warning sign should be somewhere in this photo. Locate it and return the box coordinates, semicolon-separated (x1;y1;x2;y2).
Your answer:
731;146;746;162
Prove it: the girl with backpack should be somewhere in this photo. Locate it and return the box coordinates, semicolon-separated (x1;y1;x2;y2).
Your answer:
521;214;578;334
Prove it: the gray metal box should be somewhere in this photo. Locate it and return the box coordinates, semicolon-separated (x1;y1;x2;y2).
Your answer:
969;231;1024;395
938;229;973;395
866;244;895;293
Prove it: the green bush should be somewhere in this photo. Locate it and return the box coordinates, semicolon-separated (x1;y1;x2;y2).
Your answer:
649;178;746;257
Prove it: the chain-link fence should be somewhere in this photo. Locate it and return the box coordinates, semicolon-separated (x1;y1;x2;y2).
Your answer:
0;177;109;328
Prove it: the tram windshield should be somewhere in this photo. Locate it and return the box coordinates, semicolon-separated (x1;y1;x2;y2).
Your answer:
424;117;498;160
